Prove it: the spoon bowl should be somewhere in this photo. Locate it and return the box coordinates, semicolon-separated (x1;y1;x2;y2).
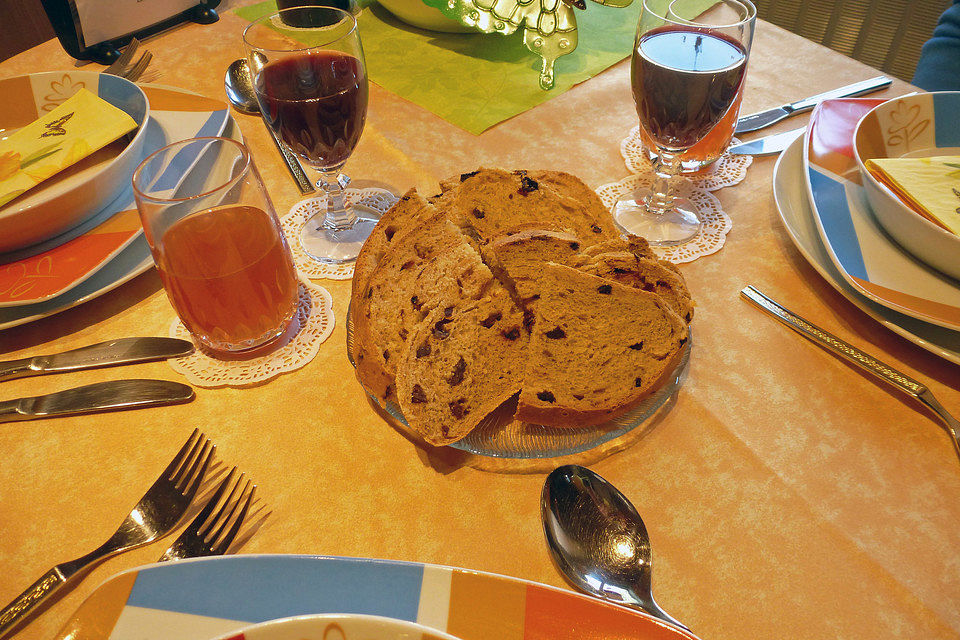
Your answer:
224;59;260;114
541;464;689;631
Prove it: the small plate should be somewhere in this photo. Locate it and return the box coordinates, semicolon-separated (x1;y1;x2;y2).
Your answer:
803;97;960;330
55;555;700;640
775;133;960;364
0;86;233;331
346;309;690;459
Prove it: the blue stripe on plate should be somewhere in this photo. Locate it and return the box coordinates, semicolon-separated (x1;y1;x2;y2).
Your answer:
808;167;869;281
147;112;228;192
125;556;424;624
932;93;960;147
97;74;148;124
197;109;229;137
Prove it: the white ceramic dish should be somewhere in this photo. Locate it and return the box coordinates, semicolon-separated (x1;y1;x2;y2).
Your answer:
210;614;463;640
376;0;473;32
775;134;960;365
853;91;960;281
0;71;150;253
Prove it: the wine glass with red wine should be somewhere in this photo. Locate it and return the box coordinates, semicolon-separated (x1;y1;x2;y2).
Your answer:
614;0;755;245
243;6;373;264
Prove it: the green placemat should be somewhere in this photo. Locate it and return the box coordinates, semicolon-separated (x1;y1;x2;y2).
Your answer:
235;0;711;134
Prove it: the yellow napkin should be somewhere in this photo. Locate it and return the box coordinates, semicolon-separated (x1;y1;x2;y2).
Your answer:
866;156;960;236
0;89;138;208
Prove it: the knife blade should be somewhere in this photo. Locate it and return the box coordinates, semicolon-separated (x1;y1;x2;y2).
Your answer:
0;337;195;382
727;127;806;156
0;379;195;422
735;76;892;134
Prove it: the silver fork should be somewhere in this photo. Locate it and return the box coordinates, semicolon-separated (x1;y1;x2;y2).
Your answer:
158;468;256;561
0;429;213;639
121;51;154;82
102;39;153;82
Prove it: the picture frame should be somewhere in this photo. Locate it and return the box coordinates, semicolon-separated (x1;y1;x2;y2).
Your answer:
40;0;222;64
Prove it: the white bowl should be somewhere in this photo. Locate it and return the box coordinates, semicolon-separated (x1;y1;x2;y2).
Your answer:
209;614;463;640
854;91;960;281
0;71;150;253
377;0;474;32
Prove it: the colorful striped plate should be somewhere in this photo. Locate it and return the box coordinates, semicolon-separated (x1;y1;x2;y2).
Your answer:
803;97;960;331
55;555;698;640
0;86;233;331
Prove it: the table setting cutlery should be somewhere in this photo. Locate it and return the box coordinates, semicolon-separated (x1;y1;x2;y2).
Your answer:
0;379;195;422
741;285;960;464
0;430;213;639
101;38;154;83
0;337;194;382
734;75;892;134
223;58;315;196
727;126;805;156
541;464;689;631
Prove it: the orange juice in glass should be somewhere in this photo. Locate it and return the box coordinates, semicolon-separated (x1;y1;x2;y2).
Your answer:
132;137;298;357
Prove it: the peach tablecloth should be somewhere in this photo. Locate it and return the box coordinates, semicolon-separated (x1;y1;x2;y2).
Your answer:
1;8;959;640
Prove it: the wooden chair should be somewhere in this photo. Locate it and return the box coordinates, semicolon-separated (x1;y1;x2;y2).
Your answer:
751;0;950;81
0;0;56;62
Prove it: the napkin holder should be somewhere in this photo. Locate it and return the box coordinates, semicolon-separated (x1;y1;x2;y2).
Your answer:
40;0;222;64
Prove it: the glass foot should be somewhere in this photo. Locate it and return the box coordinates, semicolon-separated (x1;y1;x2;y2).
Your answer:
613;189;701;246
300;209;379;264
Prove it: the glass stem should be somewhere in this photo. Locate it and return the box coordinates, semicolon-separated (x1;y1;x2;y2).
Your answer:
646;148;683;215
318;170;355;231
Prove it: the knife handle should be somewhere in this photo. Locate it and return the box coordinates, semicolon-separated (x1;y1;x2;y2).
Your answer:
787;76;892;114
0;358;38;382
262;119;314;195
0;398;28;422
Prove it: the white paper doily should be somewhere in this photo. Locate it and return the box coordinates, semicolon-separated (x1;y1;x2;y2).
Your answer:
620;125;753;191
596;174;732;264
281;188;399;280
167;279;334;388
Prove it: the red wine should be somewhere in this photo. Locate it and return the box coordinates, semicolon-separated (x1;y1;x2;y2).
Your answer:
632;26;746;150
257;51;368;168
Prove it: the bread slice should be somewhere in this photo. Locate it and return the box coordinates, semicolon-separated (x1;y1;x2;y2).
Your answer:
516;263;688;428
482;229;585;303
433;168;619;245
395;282;528;446
352;214;494;400
352;189;439;300
576;251;695;323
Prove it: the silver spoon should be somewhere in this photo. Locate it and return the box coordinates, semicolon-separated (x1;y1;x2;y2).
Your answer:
541;464;690;631
223;59;315;194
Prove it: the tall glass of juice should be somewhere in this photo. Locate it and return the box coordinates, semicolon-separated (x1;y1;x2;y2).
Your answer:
132;137;299;357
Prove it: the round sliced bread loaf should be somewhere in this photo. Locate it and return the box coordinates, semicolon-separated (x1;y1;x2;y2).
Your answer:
395;283;528;446
516;263;688;428
352;213;495;400
576;251;695;323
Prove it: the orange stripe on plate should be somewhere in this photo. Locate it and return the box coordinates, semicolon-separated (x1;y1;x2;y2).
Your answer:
142;86;226;112
0;76;39;128
446;571;526;640
52;571;138;640
524;584;689;640
852;276;960;327
91;208;142;235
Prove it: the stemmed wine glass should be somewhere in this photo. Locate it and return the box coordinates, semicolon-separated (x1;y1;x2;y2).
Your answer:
614;0;756;245
243;6;374;264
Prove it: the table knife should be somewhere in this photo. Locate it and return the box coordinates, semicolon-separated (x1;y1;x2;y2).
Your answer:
0;379;195;422
0;337;194;382
727;127;805;156
735;76;892;134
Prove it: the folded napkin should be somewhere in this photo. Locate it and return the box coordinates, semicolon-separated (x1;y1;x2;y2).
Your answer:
866;156;960;235
0;88;138;208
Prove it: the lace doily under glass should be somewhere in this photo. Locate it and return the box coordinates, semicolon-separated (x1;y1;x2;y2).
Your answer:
346;306;691;459
281;188;399;280
620;125;753;191
596;174;732;264
167;279;334;388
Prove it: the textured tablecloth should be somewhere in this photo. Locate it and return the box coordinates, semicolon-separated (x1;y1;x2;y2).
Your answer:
1;6;959;640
